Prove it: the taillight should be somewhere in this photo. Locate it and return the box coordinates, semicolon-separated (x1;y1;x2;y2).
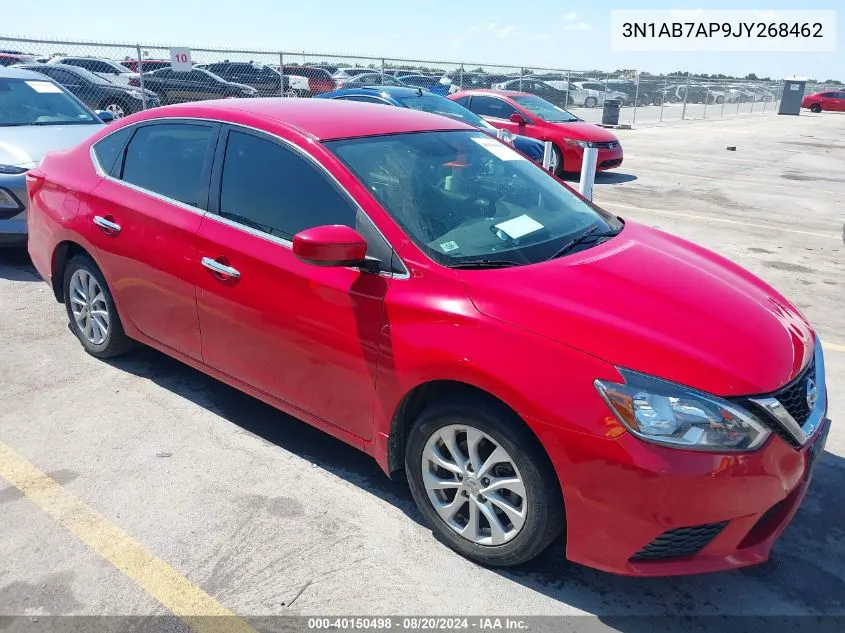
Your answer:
25;169;46;199
129;77;140;87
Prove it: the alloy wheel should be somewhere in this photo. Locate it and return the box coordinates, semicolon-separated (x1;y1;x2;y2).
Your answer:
69;269;110;345
105;103;126;118
421;424;527;546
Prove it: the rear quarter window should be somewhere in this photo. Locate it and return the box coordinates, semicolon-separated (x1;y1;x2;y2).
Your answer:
92;126;134;176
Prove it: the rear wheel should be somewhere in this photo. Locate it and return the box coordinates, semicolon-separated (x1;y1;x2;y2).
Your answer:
100;98;128;119
405;394;564;567
810;103;821;113
63;254;133;359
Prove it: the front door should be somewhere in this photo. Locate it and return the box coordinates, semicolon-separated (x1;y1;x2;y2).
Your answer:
195;126;389;440
85;120;218;359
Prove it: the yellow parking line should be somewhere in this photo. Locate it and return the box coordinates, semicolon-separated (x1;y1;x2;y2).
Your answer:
0;442;258;633
826;342;845;354
601;201;840;240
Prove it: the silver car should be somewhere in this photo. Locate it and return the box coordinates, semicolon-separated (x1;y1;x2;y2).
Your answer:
0;67;107;246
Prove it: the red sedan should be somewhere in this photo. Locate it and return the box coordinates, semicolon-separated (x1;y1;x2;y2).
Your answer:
27;99;829;576
450;89;623;174
801;90;845;113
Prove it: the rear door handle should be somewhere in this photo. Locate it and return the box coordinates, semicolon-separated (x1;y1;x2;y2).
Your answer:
201;257;241;279
93;215;121;233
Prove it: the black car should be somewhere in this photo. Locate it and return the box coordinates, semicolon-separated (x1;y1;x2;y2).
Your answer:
15;63;159;118
196;62;287;96
137;68;258;104
496;79;571;107
605;80;653;106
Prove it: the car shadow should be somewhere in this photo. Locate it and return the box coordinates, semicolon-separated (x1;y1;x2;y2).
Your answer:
103;346;424;525
105;346;844;622
594;172;638;185
0;247;40;282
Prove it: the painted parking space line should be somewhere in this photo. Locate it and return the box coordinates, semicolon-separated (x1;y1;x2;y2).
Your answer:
826;341;845;354
600;201;840;240
0;441;258;633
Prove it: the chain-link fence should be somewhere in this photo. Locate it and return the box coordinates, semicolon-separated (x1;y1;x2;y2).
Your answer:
2;35;840;124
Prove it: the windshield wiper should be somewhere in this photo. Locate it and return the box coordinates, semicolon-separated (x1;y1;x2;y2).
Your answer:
547;225;620;260
448;259;522;270
30;120;96;126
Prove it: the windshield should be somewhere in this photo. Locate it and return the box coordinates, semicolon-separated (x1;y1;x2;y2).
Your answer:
0;77;99;126
325;130;619;266
396;94;496;132
61;66;112;85
512;95;580;122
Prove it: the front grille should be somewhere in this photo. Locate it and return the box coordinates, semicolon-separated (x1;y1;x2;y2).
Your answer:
599;158;623;168
630;521;728;561
595;141;619;149
773;358;815;425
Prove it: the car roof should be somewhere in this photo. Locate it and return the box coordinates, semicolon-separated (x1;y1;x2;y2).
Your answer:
456;89;527;98
0;65;54;80
139;98;471;140
326;86;427;99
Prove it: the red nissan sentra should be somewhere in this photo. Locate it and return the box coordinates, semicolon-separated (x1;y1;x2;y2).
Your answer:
26;99;829;576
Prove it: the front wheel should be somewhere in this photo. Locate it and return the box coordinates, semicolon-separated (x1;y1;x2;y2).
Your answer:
100;99;128;119
405;395;564;567
584;96;598;108
63;254;133;359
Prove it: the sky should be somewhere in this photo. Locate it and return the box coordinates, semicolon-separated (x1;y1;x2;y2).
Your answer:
3;1;842;80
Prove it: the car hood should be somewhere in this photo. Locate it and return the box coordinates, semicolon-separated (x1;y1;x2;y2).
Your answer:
544;121;618;142
461;221;813;396
0;124;103;167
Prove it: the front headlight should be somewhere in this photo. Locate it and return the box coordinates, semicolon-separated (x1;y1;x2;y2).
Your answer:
0;187;24;211
595;370;771;451
0;165;29;175
573;140;597;148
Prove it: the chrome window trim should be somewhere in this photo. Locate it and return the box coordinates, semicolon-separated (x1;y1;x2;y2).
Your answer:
88;116;409;279
750;337;828;446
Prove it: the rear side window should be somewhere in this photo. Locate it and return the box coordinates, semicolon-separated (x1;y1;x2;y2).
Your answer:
217;130;356;239
120;123;215;207
467;95;518;119
92;127;134;176
452;95;470;108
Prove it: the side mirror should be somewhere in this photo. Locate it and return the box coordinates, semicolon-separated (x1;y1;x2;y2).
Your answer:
293;225;374;269
509;112;527;125
95;110;115;123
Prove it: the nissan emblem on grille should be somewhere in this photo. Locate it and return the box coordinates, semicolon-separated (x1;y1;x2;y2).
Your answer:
806;377;818;410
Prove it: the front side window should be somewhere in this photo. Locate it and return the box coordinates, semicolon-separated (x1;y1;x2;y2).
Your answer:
512;95;580;122
120;123;214;206
217;130;356;239
326;130;620;267
0;77;99;126
467;96;518;119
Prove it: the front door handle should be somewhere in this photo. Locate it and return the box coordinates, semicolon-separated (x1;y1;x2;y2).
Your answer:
93;215;121;234
201;257;241;279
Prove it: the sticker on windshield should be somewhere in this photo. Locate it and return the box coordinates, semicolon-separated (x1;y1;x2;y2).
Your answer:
471;136;525;161
494;215;544;239
25;81;63;94
440;240;459;253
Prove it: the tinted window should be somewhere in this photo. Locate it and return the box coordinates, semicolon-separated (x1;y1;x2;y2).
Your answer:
39;67;79;84
92;127;133;174
218;130;356;239
152;69;174;79
467;95;518;119
820;92;836;97
121;123;214;206
204;63;230;74
452;95;470;107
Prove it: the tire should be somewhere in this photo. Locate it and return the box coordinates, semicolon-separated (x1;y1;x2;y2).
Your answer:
652;95;664;106
550;144;564;177
63;254;133;359
405;394;564;567
584;96;598;108
715;96;724;104
99;98;129;119
810;103;821;113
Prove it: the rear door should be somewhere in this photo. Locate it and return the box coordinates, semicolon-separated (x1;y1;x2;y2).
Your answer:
85;120;219;359
194;125;390;440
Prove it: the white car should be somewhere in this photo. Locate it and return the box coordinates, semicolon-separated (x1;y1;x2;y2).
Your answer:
47;56;137;85
571;81;629;106
544;81;604;108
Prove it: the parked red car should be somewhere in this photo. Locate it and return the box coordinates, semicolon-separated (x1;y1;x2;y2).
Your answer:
450;89;623;174
281;65;336;95
801;90;845;112
27;99;829;576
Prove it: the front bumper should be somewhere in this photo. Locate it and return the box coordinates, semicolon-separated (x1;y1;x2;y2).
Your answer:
0;172;28;244
564;145;624;172
535;413;829;576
